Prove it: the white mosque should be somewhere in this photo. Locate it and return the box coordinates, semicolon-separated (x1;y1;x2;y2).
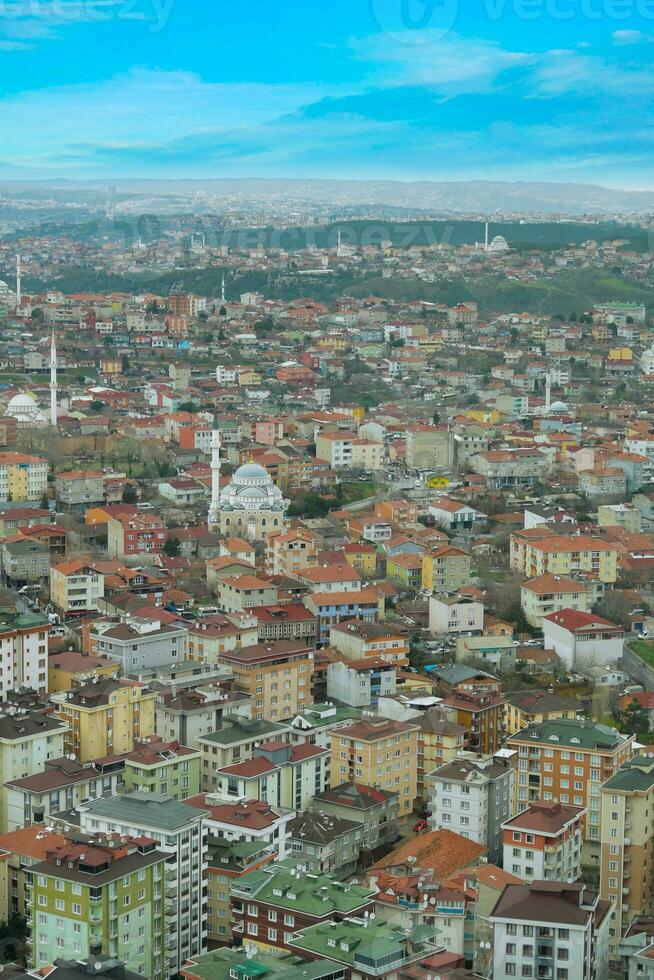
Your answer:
4;326;58;430
207;430;289;542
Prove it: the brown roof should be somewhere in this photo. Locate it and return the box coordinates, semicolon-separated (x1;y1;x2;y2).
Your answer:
503;801;585;835
371;829;486;877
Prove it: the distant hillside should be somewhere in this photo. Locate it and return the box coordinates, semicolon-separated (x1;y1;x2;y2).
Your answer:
1;178;654;215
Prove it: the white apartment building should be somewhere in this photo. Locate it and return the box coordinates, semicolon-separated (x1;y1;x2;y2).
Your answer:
502;801;585;883
429;594;484;635
488;881;610;980
427;755;514;865
0;612;49;698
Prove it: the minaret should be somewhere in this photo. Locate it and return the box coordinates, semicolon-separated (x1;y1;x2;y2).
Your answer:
50;328;57;427
337;228;342;259
545;372;552;414
221;273;226;305
16;254;21;308
208;426;222;531
484;222;489;251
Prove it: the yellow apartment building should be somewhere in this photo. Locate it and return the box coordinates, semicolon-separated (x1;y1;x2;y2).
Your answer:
51;678;156;762
218;640;314;722
331;718;419;816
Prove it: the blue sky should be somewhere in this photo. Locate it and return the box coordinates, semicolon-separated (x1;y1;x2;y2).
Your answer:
1;0;654;184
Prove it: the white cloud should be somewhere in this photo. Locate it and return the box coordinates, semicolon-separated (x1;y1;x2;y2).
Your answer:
351;31;532;93
612;29;654;45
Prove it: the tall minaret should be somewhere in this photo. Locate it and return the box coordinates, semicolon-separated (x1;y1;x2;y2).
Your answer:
484;222;489;251
16;254;21;308
50;328;58;427
221;273;226;305
545;372;552;414
208;426;222;531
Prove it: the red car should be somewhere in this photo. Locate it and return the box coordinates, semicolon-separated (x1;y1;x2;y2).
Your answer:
413;819;428;833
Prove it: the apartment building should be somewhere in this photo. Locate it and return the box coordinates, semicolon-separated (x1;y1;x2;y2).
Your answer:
216;576;279;613
600;754;654;957
51;679;156;763
218;640;313;722
122;737;201;800
287;809;361;877
79;793;206;975
107;512;167;558
421;545;471;592
520;573;590;629
196;717;291;793
416;709;467;800
312;782;399;862
1;538;50;586
0;708;68;832
427;755;514;865
4;756;125;830
186;615;259;662
507;718;634;849
50;560;104;617
510;529;619;584
213;740;328;811
315;431;383;471
54;470;105;509
329;619;410;666
441;690;506;755
502;801;585;883
156;685;252;746
331;718;419;816
305;590;383;647
405;423;452;470
231;861;375;956
326;659;396;707
91;618;188;673
0;610;49;699
265;527;319;576
341;542;377;575
469;447;548;488
504;689;579;737
429;594;485;635
28;835;167;977
0;452;48;504
543;609;625;670
488;881;610;980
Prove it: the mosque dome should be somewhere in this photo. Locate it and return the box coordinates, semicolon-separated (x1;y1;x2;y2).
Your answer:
549;400;569;415
220;462;289;513
488;235;509;253
5;391;47;427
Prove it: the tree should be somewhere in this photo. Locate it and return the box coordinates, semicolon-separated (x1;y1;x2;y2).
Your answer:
121;354;130;373
122;486;138;504
163;536;181;557
177;401;200;413
593;591;631;629
622;698;650;737
90;400;105;413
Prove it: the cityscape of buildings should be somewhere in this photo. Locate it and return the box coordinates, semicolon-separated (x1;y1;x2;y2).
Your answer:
0;197;653;980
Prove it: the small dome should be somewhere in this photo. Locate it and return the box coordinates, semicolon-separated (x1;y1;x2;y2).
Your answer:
549;400;569;414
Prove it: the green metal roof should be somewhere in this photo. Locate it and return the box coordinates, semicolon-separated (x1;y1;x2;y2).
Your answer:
233;860;374;917
199;719;289;746
82;791;202;830
603;755;654;793
508;718;629;751
181;948;341;980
